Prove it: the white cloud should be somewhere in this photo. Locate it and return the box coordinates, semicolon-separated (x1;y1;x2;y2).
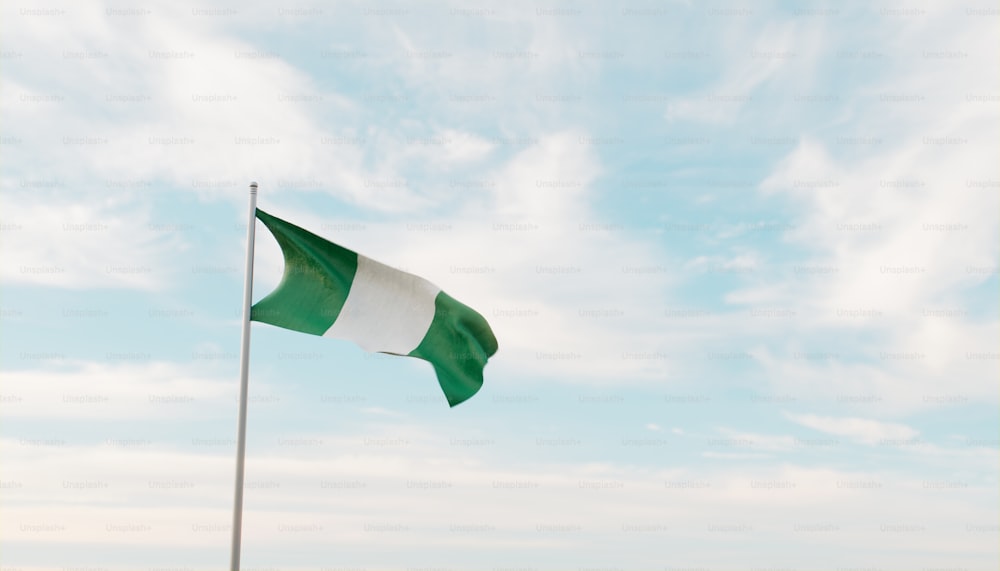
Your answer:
1;434;994;566
250;131;680;385
0;360;234;420
715;427;798;452
0;0;426;213
664;20;815;124
757;133;998;316
734;2;1000;416
0;198;180;290
784;412;918;446
747;316;999;416
1;4;996;567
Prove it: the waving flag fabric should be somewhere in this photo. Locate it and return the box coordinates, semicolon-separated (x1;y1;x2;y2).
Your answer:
250;208;498;406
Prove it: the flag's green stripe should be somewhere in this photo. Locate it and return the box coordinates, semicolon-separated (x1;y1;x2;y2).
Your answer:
250;208;358;335
408;291;499;407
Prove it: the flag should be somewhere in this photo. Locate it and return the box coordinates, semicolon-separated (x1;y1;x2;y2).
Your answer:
250;208;498;406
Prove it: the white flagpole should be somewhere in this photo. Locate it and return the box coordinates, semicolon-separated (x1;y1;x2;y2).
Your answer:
230;181;258;571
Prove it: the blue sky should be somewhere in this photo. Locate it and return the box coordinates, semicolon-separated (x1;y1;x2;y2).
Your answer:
1;1;998;569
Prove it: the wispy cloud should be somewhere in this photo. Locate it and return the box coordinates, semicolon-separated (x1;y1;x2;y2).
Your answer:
0;198;180;290
784;412;918;446
0;1;996;567
0;360;233;419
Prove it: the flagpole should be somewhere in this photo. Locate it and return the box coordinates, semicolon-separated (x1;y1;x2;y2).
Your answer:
230;181;258;571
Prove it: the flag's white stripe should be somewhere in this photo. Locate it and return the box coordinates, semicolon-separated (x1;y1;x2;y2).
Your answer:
323;254;440;354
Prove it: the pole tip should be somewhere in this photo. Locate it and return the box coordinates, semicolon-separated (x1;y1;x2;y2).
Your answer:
249;181;258;188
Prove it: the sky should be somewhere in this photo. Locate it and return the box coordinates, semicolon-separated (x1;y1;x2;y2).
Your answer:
0;1;998;570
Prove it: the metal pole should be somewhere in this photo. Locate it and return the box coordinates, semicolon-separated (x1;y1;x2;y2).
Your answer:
230;181;258;571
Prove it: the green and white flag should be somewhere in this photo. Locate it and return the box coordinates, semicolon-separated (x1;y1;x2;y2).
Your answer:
251;208;498;406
